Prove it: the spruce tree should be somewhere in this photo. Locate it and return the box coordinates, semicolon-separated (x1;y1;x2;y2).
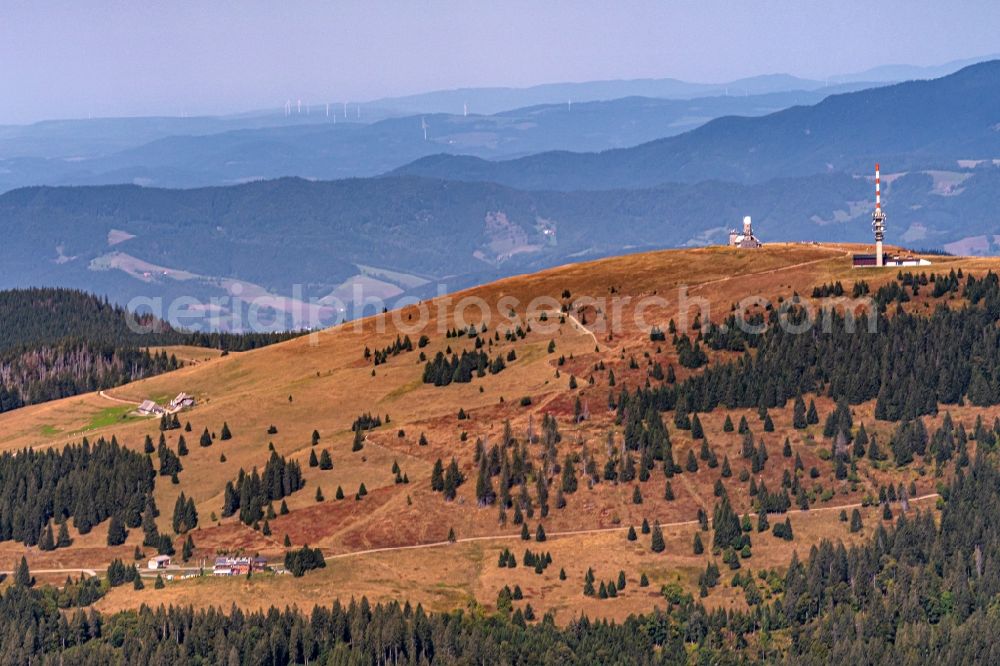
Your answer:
807;400;819;424
319;449;333;470
850;508;863;533
686;450;699;472
107;514;127;546
199;428;212;447
220;422;232;440
39;524;55;551
691;414;704;439
650;522;665;553
56;521;72;548
14;556;31;588
793;396;807;429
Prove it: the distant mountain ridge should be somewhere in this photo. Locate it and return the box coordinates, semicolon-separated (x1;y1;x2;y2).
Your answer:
394;60;1000;190
0;86;871;193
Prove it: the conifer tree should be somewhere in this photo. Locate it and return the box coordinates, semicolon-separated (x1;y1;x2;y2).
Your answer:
107;514;127;546
807;399;819;424
199;428;212;447
650;522;665;553
431;459;444;492
850;508;863;533
14;556;31;588
39;524;55;551
685;450;699;472
220;422;232;440
56;521;72;548
319;449;333;470
793;396;807;429
691;414;704;439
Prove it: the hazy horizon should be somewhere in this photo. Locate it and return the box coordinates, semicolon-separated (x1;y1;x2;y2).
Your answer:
3;0;1000;125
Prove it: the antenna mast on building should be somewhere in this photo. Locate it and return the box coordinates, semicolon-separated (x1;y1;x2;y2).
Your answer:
872;163;886;267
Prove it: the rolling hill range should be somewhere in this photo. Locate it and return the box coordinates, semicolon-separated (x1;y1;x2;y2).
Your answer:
395;60;1000;189
0;243;995;630
5;165;1000;327
0;87;870;193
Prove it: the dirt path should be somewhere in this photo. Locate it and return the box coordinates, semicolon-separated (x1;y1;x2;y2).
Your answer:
98;390;140;406
0;567;97;577
689;252;849;293
24;493;938;576
322;492;939;563
565;313;602;350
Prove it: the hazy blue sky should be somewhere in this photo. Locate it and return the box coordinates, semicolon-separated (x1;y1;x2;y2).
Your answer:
2;0;999;124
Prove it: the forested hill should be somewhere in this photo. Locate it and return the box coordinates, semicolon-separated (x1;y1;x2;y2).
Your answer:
0;288;180;352
0;288;301;413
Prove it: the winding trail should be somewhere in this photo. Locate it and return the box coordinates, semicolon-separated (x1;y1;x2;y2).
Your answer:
565;313;602;350
322;492;939;564
6;493;937;577
98;390;140;406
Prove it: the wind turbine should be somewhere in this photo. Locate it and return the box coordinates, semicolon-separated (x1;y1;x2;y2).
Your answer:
297;99;302;114
421;117;429;140
463;102;468;117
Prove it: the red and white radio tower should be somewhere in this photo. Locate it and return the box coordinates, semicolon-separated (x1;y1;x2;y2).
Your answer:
872;163;886;267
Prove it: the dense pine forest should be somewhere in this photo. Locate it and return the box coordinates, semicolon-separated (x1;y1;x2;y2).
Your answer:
2;454;1000;662
0;436;154;547
623;270;1000;424
0;288;302;413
